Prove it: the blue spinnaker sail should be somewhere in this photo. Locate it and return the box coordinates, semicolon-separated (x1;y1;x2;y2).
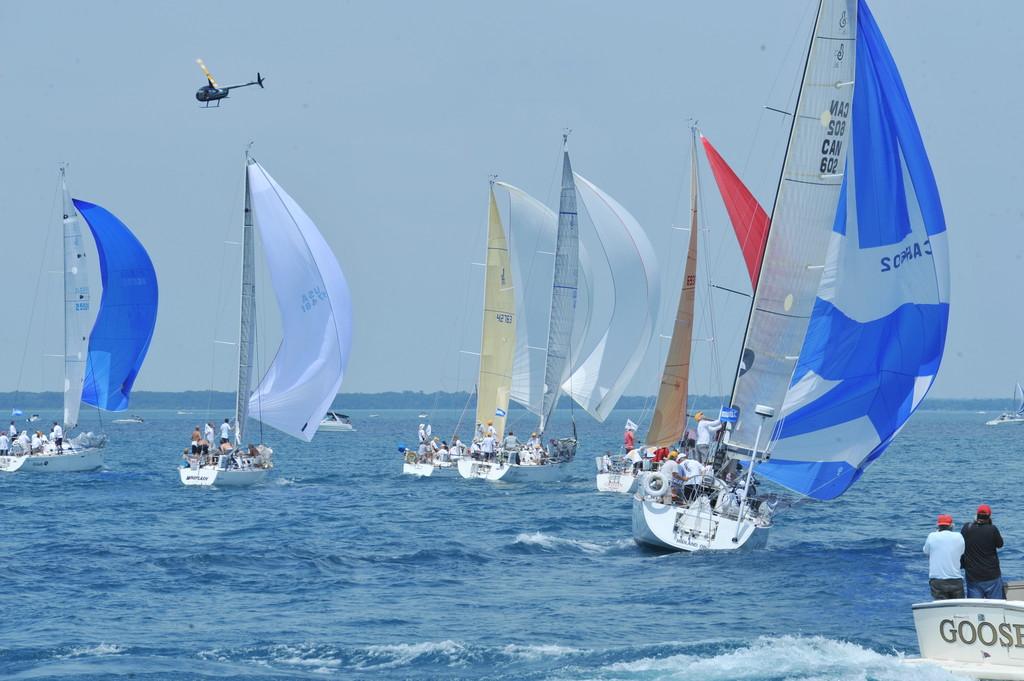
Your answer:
756;0;949;500
74;200;158;412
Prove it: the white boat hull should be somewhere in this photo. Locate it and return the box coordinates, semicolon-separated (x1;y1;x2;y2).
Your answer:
986;415;1024;426
318;422;354;432
403;462;433;477
596;471;636;494
179;465;269;487
908;598;1024;680
0;449;104;473
457;458;569;482
631;495;769;552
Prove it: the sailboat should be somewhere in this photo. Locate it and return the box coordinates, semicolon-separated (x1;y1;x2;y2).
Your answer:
598;129;710;494
1;167;158;473
179;154;352;486
458;135;659;482
634;0;949;551
985;384;1024;425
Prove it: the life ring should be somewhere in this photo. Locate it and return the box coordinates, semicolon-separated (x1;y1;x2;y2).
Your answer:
642;471;671;497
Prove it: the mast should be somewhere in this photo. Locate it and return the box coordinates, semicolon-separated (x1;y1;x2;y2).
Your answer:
539;134;580;435
646;127;700;447
60;166;90;430
235;156;257;445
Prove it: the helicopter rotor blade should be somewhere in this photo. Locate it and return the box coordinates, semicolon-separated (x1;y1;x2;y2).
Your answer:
195;58;218;88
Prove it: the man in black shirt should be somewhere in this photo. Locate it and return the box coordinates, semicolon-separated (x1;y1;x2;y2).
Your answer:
961;503;1004;599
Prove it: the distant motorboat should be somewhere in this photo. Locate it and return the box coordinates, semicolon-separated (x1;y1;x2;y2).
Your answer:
986;383;1024;425
112;415;144;424
319;411;354;432
28;414;40;423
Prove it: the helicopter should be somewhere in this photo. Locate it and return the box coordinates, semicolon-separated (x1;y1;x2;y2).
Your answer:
195;59;264;107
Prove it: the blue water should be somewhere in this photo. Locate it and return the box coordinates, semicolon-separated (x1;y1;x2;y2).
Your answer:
0;408;1016;680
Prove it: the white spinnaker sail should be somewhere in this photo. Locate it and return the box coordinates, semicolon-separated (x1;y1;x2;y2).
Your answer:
563;174;660;422
61;172;91;429
246;161;353;442
727;0;857;452
1016;383;1024;415
497;182;593;416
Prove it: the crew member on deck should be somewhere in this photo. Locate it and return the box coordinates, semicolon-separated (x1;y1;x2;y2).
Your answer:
220;418;232;445
503;430;519;450
694;411;723;463
624;422;636;453
485;420;498;438
962;504;1005;599
924;513;965;600
0;432;9;456
191;427;202;455
528;432;541;449
8;421;16;439
204;422;215;447
52;421;63;453
481;432;497;461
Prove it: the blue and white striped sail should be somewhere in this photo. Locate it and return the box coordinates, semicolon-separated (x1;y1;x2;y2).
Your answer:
74;200;159;413
754;0;949;500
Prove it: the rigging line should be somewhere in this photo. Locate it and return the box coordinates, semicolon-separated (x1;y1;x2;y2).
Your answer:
15;173;61;398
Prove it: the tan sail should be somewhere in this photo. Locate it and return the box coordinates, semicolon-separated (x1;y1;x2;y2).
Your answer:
646;139;699;447
475;186;516;435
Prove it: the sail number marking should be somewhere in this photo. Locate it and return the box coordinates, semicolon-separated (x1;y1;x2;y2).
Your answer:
301;287;328;312
819;100;850;174
494;313;513;324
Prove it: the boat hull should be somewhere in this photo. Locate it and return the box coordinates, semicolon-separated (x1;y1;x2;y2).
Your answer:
318;422;354;432
457;458;569;482
403;462;433;477
986;415;1024;426
631;496;768;552
596;472;636;494
0;449;104;473
179;466;269;487
908;598;1024;680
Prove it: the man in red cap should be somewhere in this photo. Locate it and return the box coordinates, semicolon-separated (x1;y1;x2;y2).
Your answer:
961;504;1005;599
924;513;965;599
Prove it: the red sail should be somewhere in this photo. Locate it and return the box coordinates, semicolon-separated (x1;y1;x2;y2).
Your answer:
701;135;769;286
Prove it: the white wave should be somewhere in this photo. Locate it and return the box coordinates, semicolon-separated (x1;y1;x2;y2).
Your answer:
502;643;582;660
513;531;632;555
352;640;469;670
59;643;126;658
601;636;966;680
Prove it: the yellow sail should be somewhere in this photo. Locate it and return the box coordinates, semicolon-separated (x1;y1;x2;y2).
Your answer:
646;139;699;447
475;186;516;436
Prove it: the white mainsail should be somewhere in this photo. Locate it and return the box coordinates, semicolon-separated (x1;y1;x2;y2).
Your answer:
539;148;580;434
235;163;257;442
562;173;660;423
61;169;92;430
474;186;516;435
727;0;857;452
244;160;353;442
498;182;593;417
646;139;700;447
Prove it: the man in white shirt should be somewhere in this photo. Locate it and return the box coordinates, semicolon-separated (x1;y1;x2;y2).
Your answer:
9;421;17;438
481;434;496;461
220;419;232;444
204;422;215;446
694;411;723;463
52;421;64;453
485;420;498;438
679;452;705;502
924;513;966;600
30;432;42;454
660;453;680;502
17;431;30;453
0;432;9;455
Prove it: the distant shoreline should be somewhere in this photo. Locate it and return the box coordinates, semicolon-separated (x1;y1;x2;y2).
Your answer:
0;391;1012;412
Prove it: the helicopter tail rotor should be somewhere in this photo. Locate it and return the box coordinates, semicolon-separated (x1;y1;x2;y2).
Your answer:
196;58;218;88
257;72;264;88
